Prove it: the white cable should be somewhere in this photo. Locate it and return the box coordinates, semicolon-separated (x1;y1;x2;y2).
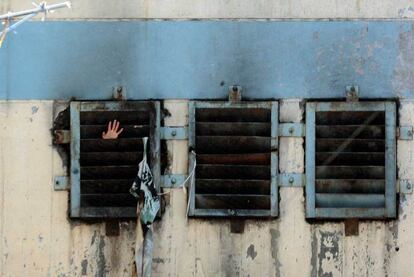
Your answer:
157;150;197;196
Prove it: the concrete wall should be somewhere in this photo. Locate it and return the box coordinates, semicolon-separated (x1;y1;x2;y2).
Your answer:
2;1;414;276
0;99;412;277
2;0;414;19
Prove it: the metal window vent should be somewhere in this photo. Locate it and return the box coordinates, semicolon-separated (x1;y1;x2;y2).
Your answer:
70;101;161;219
306;102;397;219
188;102;278;217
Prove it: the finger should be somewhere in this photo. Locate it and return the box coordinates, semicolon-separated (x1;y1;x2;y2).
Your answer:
111;119;116;130
108;121;112;131
102;131;106;138
116;128;124;135
115;120;120;131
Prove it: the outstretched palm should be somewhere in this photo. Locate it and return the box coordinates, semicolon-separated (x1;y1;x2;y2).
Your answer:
102;120;124;139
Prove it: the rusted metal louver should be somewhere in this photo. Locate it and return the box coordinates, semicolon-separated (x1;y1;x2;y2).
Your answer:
188;102;279;217
70;101;160;219
306;102;397;219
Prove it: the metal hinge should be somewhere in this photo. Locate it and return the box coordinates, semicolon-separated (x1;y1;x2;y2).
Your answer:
54;176;69;190
54;130;70;144
397;126;413;140
279;123;305;137
161;174;188;188
161;127;188;140
399;179;413;194
278;173;305;187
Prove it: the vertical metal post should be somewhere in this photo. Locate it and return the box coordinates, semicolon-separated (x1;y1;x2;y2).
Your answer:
305;102;316;218
70;102;81;217
270;102;279;216
187;101;196;216
385;102;397;217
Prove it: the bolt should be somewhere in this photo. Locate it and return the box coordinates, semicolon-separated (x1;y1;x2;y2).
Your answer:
171;177;176;184
289;127;294;134
228;209;236;215
289;177;294;184
171;130;177;137
407;183;412;190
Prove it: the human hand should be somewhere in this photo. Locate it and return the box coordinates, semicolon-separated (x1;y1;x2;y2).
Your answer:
102;120;124;139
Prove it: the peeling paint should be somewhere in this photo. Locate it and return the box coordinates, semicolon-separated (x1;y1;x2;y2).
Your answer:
270;228;281;276
81;259;88;276
96;235;107;277
311;231;318;277
31;106;39;114
246;244;257;260
318;231;343;277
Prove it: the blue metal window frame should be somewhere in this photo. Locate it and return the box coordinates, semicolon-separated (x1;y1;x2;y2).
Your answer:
305;101;397;219
188;101;279;217
69;101;161;219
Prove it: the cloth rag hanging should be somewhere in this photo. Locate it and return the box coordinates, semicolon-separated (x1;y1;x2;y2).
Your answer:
131;137;159;277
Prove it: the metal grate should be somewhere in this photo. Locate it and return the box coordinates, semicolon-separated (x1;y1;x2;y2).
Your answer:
306;102;396;219
188;102;278;217
70;101;161;219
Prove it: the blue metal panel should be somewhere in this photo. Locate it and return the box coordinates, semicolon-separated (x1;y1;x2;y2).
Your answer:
70;102;81;217
305;103;316;218
279;123;305;137
279;173;305;187
160;126;188;140
399;126;413;140
161;174;188;188
385;102;397;217
0;21;410;100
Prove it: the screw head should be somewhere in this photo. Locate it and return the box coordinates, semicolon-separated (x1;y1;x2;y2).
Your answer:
289;127;294;134
171;177;176;184
171;130;177;137
289;177;294;183
407;183;412;190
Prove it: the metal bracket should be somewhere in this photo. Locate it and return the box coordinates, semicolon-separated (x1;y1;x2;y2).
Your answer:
398;126;413;140
346;85;359;101
54;130;70;144
161;174;188;188
228;86;242;102
279;123;305;137
161;127;188;140
54;176;69;190
278;173;305;187
399;179;413;194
